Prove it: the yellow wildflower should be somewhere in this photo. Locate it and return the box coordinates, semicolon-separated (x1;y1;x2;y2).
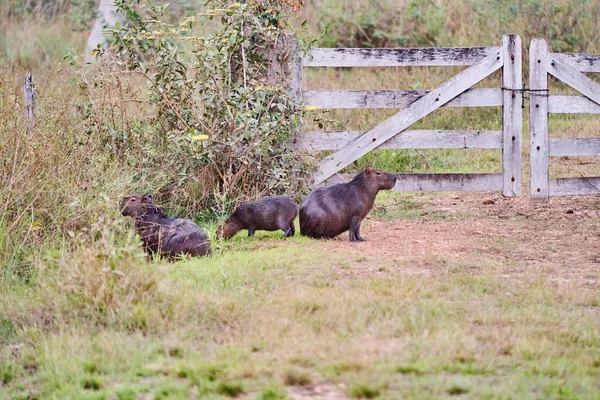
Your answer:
191;134;209;142
304;105;321;111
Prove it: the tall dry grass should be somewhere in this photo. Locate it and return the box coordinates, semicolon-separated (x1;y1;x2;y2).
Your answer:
300;0;600;54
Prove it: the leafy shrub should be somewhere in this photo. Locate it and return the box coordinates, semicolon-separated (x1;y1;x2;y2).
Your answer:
77;0;315;214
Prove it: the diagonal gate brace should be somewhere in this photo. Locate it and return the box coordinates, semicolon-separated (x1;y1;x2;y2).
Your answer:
548;56;600;106
312;50;505;186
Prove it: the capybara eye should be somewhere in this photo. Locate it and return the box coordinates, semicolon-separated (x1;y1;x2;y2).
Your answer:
376;171;381;175
130;198;136;202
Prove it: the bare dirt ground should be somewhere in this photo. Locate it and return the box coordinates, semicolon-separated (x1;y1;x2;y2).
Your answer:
326;192;600;283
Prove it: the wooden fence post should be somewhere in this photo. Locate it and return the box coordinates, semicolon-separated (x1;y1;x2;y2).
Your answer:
501;34;522;197
267;35;302;101
289;43;303;104
23;73;35;134
529;39;549;201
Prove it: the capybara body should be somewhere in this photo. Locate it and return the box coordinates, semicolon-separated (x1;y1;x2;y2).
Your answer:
217;196;298;239
299;168;397;242
120;195;211;259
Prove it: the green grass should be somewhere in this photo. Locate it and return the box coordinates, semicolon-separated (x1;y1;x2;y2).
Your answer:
1;207;599;398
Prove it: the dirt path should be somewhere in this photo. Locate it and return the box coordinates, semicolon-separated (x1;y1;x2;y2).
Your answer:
324;193;600;283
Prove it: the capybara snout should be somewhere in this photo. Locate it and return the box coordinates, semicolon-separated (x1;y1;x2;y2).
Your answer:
375;170;398;190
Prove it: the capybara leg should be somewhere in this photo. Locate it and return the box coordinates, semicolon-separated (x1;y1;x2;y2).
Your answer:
247;229;255;237
355;224;366;242
289;225;295;237
349;216;366;242
283;226;295;239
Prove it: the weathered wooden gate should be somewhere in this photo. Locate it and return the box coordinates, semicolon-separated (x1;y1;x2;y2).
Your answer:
294;34;523;197
529;38;600;200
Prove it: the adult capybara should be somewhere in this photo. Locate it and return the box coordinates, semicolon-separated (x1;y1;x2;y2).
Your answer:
120;194;211;259
299;168;397;242
217;196;298;239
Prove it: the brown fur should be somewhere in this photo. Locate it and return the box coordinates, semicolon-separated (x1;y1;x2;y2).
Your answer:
217;196;298;239
299;168;397;242
120;195;211;259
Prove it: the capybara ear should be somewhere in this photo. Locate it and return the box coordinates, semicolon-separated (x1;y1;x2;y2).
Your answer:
365;167;373;174
142;194;153;203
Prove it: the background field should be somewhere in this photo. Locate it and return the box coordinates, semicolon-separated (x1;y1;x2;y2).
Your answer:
1;1;600;399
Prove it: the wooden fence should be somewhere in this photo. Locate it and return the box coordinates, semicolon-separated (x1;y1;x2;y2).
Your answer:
529;39;600;199
293;34;523;197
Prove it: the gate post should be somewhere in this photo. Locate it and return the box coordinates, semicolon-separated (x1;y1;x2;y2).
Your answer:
529;39;549;200
501;34;522;196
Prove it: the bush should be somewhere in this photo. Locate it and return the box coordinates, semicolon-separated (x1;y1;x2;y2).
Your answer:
77;0;315;214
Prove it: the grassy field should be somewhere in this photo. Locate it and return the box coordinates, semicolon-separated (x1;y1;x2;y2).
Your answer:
2;193;600;399
1;0;600;399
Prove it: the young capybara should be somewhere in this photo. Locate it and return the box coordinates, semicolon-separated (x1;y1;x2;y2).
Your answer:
217;196;298;239
120;194;211;259
299;168;397;242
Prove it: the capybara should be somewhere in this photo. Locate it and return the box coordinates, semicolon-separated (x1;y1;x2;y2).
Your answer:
299;168;397;242
120;194;211;259
217;196;298;239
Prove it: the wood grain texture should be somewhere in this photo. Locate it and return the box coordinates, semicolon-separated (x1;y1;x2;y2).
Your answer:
303;47;500;67
548;56;600;106
501;34;522;197
552;53;600;73
529;39;549;200
549;138;600;156
548;95;600;114
549;177;600;196
294;130;503;151
303;88;502;109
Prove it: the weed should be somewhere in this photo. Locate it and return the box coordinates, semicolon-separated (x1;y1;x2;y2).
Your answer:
349;383;381;399
167;347;184;359
82;361;102;375
115;388;138;400
216;380;245;397
81;376;103;390
258;384;289;400
447;383;470;396
283;367;312;386
0;362;16;385
395;364;426;375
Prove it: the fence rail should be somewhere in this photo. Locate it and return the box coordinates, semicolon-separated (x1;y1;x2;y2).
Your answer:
324;173;503;192
303;88;503;109
303;47;501;67
294;130;503;151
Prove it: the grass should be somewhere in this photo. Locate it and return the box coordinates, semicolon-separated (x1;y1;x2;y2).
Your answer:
2;209;599;398
1;1;600;399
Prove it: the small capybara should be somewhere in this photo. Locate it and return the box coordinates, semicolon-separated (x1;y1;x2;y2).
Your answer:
120;194;211;259
299;168;397;242
217;196;298;239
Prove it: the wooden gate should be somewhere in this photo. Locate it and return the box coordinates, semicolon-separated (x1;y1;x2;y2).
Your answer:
529;39;600;199
294;34;523;197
